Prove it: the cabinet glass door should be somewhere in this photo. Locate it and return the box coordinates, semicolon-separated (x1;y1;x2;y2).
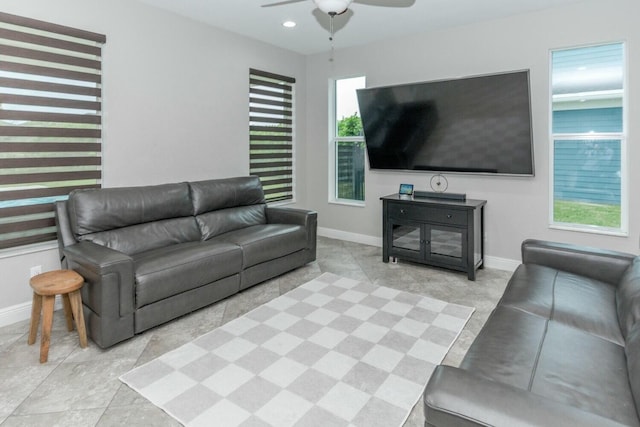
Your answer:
428;227;466;266
392;224;421;252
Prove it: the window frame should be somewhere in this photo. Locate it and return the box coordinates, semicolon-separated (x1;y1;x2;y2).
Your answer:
329;75;366;207
0;12;105;252
548;41;628;236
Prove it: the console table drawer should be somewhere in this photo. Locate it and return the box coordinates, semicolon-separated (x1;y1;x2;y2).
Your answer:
430;209;467;226
388;204;467;226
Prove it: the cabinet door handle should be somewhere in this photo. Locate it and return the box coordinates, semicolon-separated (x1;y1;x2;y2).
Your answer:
400;209;405;214
447;214;453;219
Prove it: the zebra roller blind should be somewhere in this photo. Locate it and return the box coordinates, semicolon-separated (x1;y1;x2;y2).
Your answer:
0;12;105;249
249;68;295;203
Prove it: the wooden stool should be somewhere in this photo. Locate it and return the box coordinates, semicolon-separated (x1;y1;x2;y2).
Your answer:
28;270;88;363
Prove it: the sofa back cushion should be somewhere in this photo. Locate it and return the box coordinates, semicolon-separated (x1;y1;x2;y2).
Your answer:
67;182;199;254
190;176;266;240
81;218;200;255
190;176;265;215
197;205;266;240
625;322;640;413
617;258;640;339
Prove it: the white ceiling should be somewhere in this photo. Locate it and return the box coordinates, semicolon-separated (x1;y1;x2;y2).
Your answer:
136;0;587;55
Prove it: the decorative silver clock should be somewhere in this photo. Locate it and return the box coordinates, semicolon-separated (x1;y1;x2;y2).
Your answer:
429;174;448;193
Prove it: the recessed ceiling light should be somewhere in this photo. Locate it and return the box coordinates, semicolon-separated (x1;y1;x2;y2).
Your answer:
282;21;296;28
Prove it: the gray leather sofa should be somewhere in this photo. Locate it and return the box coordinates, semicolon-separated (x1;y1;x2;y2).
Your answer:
55;176;317;348
424;239;640;426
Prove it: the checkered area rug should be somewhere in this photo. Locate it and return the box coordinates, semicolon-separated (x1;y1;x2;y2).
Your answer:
120;273;474;427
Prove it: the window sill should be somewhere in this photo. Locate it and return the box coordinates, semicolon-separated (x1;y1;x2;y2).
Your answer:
329;199;365;208
549;223;628;237
0;240;59;260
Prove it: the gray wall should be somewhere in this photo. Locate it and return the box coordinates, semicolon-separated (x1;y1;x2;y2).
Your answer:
303;0;639;261
1;0;638;319
0;0;307;313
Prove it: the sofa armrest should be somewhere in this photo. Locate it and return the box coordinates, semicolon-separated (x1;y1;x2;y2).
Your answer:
521;239;636;286
266;207;318;259
266;206;317;227
54;200;75;268
424;365;628;427
63;240;135;321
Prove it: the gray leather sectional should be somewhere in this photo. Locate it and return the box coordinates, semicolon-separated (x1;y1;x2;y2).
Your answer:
55;176;317;348
424;239;640;426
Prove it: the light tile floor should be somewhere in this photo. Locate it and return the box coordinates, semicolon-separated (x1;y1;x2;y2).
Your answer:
0;237;511;426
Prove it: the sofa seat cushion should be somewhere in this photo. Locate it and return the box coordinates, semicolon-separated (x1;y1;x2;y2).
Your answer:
500;264;624;345
133;241;242;308
530;322;637;426
460;306;548;390
213;224;307;269
461;306;638;426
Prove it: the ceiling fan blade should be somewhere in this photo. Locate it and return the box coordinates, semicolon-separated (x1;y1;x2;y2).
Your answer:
353;0;415;7
262;0;306;7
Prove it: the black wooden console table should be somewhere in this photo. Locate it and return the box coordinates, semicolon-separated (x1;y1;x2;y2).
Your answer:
381;194;486;280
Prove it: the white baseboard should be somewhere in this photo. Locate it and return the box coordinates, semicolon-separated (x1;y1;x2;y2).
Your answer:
318;227;383;247
318;227;519;273
483;255;519;272
0;298;62;328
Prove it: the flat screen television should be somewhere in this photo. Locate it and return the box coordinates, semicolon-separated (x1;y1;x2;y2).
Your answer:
356;70;534;175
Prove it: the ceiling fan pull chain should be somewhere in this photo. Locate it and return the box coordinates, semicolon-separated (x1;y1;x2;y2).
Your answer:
329;11;336;62
329;12;337;62
329;11;335;40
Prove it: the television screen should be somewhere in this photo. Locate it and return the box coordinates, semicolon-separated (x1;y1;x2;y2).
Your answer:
356;71;534;175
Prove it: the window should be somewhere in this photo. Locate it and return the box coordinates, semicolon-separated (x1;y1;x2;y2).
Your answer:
550;42;625;233
0;12;105;250
249;68;295;203
331;76;366;203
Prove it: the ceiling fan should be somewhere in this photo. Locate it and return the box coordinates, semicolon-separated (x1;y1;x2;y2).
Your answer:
262;0;414;56
262;0;414;15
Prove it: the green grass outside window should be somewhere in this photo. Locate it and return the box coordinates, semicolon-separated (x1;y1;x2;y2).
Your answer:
554;200;621;228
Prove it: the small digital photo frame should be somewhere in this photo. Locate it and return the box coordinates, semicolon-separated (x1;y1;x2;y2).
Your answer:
399;183;414;198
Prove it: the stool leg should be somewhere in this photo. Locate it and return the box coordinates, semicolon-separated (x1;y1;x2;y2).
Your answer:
69;290;87;348
28;292;42;345
62;293;74;331
40;295;55;363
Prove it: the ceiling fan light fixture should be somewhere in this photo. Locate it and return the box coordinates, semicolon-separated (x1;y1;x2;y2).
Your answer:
312;0;353;14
